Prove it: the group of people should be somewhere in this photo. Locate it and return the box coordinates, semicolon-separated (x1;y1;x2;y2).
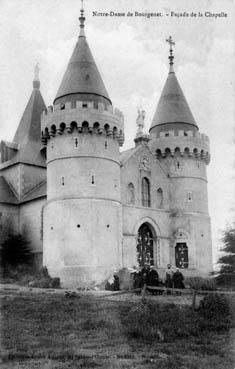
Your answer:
105;264;185;294
131;263;185;294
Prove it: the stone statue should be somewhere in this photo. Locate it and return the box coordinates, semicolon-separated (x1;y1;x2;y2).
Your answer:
136;107;146;137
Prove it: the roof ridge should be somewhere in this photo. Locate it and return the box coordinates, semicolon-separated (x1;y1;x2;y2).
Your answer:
22;179;46;200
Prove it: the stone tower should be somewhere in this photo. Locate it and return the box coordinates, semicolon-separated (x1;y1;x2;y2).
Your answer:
149;37;213;275
41;8;124;287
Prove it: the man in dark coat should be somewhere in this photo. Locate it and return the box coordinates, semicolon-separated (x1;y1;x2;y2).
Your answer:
172;268;185;293
112;272;120;291
165;264;173;294
149;266;159;286
148;266;159;295
131;267;140;288
141;264;150;287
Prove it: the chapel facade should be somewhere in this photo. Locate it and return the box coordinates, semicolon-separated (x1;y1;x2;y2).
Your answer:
0;10;213;287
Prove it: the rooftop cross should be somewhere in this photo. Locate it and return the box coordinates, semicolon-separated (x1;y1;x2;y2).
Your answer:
79;0;85;37
166;36;175;73
34;63;39;81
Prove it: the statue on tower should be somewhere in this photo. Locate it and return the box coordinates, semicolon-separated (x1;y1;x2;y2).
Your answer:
136;107;146;137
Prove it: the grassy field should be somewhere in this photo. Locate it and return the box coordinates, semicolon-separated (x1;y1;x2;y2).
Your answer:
0;291;234;369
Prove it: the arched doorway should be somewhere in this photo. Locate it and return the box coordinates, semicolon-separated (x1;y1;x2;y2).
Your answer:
137;223;154;267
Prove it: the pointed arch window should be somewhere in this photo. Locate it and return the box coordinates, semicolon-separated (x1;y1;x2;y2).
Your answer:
127;183;135;205
141;177;150;207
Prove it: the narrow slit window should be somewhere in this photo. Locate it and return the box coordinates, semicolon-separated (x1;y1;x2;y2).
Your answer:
105;141;108;149
61;177;65;186
91;175;95;185
73;137;79;149
187;191;192;201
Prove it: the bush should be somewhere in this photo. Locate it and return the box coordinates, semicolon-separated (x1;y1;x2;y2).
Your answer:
28;267;60;289
197;293;232;330
0;234;33;271
1;264;36;284
120;301;197;341
186;277;217;291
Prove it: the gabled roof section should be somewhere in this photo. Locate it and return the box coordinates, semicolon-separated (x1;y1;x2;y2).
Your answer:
0;176;18;204
150;72;197;130
120;143;168;177
54;9;111;106
120;144;155;167
120;148;136;166
11;82;46;167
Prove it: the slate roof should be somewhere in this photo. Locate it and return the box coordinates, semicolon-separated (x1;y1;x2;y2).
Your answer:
54;24;111;105
0;176;18;204
11;85;46;167
150;72;198;130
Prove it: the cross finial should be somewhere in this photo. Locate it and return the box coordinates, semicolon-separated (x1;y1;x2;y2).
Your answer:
79;0;85;37
34;63;39;81
166;36;175;72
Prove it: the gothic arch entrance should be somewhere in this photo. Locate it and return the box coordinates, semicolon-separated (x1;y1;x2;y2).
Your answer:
137;223;154;267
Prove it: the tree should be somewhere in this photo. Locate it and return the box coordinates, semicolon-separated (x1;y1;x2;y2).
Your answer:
216;227;235;288
0;234;33;271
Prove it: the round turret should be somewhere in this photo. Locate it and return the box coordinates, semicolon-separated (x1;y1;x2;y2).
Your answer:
42;8;125;288
149;37;212;275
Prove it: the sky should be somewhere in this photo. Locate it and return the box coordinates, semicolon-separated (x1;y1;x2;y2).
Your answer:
0;0;234;266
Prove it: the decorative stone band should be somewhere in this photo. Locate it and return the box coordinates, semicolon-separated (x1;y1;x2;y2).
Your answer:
152;135;210;164
41;101;125;147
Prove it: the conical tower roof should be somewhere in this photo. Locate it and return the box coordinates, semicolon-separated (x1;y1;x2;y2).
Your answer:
12;69;46;167
54;9;111;106
150;37;198;133
150;72;197;129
